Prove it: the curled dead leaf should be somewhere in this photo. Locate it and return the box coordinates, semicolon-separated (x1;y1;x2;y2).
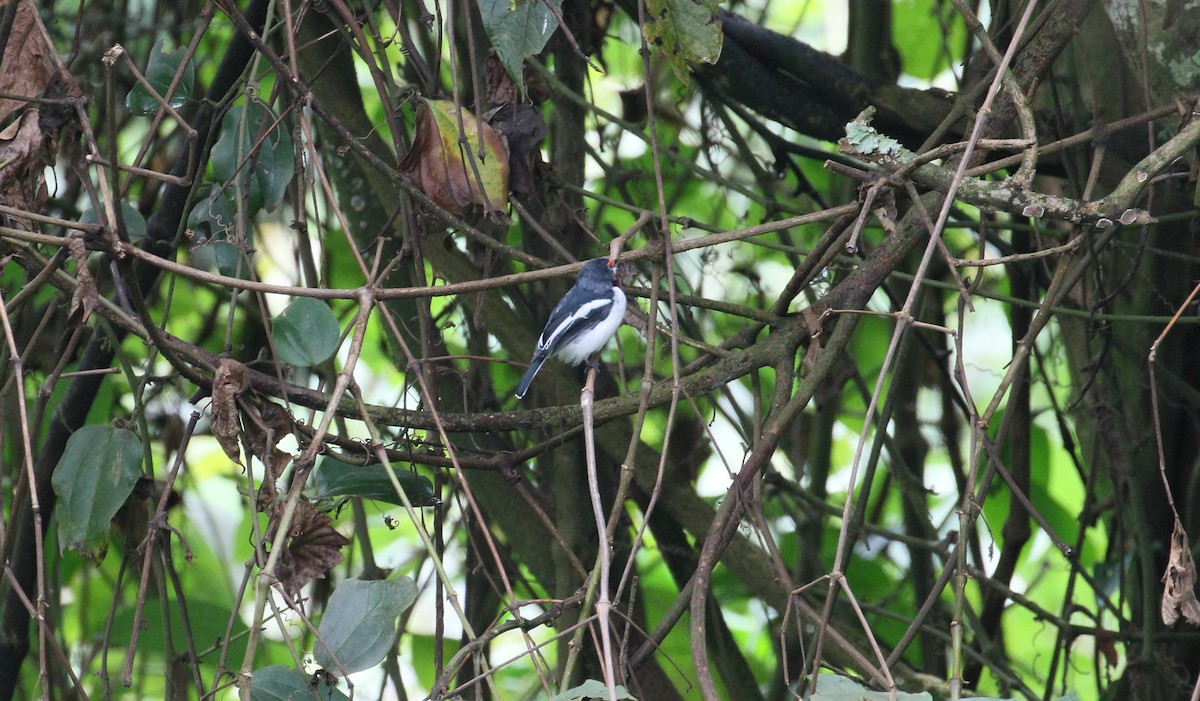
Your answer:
1094;629;1119;668
490;103;546;198
1162;517;1200;626
0;109;51;214
270;500;351;600
484;54;519;107
66;238;96;326
212;358;249;463
0;0;60;123
244;400;294;480
399;98;510;214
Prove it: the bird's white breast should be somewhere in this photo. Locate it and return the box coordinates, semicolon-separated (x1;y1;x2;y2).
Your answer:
556;288;626;365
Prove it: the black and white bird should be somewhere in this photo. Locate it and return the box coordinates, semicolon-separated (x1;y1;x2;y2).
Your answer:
515;258;627;399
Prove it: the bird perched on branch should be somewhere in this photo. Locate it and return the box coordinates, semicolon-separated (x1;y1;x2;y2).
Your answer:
515;258;626;399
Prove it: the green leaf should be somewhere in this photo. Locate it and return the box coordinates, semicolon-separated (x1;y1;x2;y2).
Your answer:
312;457;438;507
192;240;250;279
51;425;143;558
642;0;723;86
272;297;340;367
892;0;967;80
211;101;295;212
961;696;1079;701
186;187;238;242
807;673;932;700
186;189;253;279
125;37;194;115
113;599;248;671
250;665;347;701
479;0;563;83
800;674;1077;701
80;201;147;243
314;578;417;674
544;680;637;701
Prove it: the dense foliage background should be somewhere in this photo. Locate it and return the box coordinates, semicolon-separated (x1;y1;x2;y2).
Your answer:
2;0;1200;699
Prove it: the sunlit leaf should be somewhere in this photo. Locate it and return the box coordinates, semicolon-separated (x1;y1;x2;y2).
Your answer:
312;457;438;507
314;578;417;674
272;297;341;368
642;0;723;86
52;425;143;558
892;0;966;80
125;37;194;115
398;98;509;214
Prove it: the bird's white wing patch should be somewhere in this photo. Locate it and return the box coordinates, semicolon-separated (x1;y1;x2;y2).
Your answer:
537;298;612;350
554;288;626;365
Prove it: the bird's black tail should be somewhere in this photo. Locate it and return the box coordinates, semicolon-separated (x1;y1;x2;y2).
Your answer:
515;355;548;399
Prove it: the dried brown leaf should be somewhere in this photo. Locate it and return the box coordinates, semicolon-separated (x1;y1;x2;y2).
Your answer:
399;99;510;214
245;400;294;480
490;103;546;198
211;358;249;463
272;500;351;600
1095;629;1118;668
66;239;96;326
1162;517;1200;626
484;54;518;107
0;0;60;123
0;109;50;213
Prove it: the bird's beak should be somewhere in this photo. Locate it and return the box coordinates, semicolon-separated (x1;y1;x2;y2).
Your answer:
608;259;624;286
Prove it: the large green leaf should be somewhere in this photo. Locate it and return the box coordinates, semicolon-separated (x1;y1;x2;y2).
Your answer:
186;187;238;242
250;665;347;701
211;101;295;212
51;425;143;558
314;577;417;674
805;672;1079;701
311;457;438;507
479;0;563;83
807;673;931;700
544;680;637;700
125;37;194;115
80;201;147;243
892;0;967;80
186;188;253;279
642;0;723;86
272;297;341;368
